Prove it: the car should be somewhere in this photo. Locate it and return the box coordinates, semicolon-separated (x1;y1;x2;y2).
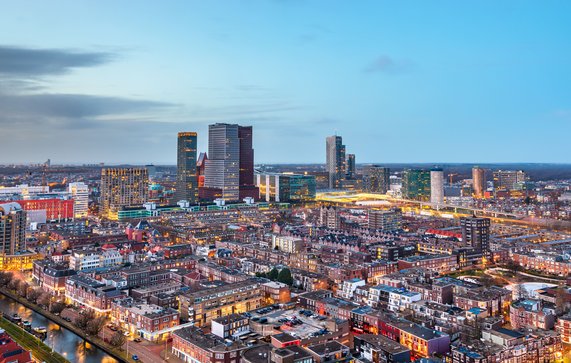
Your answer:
134;338;142;343
132;355;139;361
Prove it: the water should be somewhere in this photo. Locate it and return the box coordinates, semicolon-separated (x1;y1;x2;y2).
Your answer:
0;294;118;363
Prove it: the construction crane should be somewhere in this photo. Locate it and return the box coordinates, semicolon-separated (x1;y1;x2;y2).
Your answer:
448;173;458;185
41;159;50;187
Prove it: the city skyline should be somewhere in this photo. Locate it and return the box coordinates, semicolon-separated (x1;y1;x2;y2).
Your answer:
1;1;571;164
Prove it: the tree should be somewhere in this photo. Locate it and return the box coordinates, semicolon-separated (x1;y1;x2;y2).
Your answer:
37;293;51;308
267;268;279;281
0;272;13;287
6;279;18;292
26;288;42;303
16;281;29;298
277;268;294;286
506;260;521;274
86;317;106;336
75;310;95;330
255;272;266;278
110;331;126;348
50;302;67;315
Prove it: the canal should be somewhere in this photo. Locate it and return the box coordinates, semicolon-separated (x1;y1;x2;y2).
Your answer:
0;294;118;363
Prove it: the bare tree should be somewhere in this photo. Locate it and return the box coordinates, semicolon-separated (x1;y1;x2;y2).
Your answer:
16;281;29;298
86;317;106;336
110;331;126;348
37;293;51;308
49;302;67;315
26;288;42;303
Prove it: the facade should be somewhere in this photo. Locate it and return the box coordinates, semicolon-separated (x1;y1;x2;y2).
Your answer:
354;334;411;363
472;167;486;198
363;166;390;194
100;167;149;219
68;182;89;218
402;170;431;201
65;274;125;314
238;126;258;200
346;154;356;179
272;235;303;253
509;299;555;330
326;135;346;189
319;206;340;229
172;326;246;363
492;170;526;191
15;198;74;221
0;203;26;255
32;261;77;297
110;297;180;342
256;173;316;202
430;168;444;205
175;132;198;204
202;123;249;202
178;279;265;327
460;217;490;252
69;249;123;271
211;313;249;339
368;209;401;232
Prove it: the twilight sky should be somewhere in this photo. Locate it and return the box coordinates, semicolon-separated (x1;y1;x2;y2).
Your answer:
1;1;570;165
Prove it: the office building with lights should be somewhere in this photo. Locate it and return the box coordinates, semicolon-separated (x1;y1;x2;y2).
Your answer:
174;132;198;203
326;135;346;189
100;167;149;220
460;216;490;252
402;170;431;201
363;166;390;194
493;170;527;191
256;172;316;202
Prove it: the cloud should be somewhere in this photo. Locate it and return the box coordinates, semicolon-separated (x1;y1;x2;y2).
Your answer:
364;55;414;74
0;45;114;77
0;93;172;122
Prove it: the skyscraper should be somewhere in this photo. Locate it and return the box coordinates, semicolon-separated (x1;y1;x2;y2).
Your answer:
238;126;258;200
326;135;346;189
402;169;431;201
0;202;26;255
202;123;257;202
100;167;149;219
472;167;486;198
175;132;198;203
460;216;490;252
346;154;356;179
430;168;444;205
363;166;390;194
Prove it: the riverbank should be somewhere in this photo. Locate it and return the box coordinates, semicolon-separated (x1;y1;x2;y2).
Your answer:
0;316;69;363
0;287;128;363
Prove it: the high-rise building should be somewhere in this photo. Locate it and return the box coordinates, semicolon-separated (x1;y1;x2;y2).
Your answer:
460;216;490;252
363;166;390;194
346;154;356;179
68;182;89;218
493;170;527;192
0;202;26;255
326;135;346;189
430;168;444;205
472;167;486;198
201;123;256;202
238;126;258;200
100;168;149;219
402;170;431;201
174;132;198;203
256;173;316;202
196;152;207;188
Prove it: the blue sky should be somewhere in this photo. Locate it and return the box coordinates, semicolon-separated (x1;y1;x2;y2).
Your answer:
0;1;570;164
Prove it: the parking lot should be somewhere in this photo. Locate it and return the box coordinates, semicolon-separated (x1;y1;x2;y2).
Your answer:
249;307;332;339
